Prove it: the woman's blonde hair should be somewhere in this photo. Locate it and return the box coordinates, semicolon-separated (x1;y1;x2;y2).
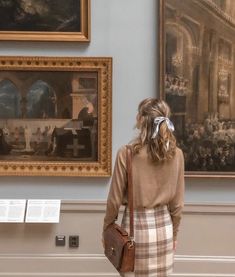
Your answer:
132;98;176;162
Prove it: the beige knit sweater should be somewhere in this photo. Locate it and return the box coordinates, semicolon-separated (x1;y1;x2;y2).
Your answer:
103;145;185;240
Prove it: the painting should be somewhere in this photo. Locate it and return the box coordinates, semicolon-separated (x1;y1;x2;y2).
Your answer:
0;56;112;176
0;0;90;41
158;0;235;177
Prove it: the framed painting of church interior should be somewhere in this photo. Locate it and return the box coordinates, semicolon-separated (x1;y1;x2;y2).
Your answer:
159;0;235;177
0;56;112;176
0;0;90;42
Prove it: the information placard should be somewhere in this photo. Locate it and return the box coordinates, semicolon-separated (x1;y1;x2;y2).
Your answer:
25;200;61;223
0;199;26;223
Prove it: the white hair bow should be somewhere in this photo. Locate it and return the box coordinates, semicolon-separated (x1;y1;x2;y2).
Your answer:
151;116;175;139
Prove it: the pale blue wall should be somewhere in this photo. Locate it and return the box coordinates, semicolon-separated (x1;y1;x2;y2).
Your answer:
0;0;234;202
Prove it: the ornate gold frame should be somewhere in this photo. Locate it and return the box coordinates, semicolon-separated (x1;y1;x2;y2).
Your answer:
158;0;165;100
0;56;112;176
0;0;90;42
158;0;235;178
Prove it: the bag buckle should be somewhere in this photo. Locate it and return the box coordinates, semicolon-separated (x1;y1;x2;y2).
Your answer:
129;237;134;247
111;247;116;256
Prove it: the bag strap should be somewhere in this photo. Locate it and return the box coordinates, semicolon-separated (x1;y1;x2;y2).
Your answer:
126;145;134;241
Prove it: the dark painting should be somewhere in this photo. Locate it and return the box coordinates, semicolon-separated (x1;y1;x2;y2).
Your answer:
0;0;81;32
0;71;98;162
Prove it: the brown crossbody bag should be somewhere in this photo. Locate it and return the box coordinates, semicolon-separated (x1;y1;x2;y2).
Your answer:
103;146;135;272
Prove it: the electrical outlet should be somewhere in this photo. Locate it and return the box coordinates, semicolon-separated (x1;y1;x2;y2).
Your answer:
69;235;79;248
55;235;66;246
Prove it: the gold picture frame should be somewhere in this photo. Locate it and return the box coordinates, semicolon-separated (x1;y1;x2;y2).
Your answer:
0;56;112;176
0;0;90;42
158;0;235;178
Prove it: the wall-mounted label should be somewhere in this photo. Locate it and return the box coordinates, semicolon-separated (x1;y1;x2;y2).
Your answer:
0;199;26;223
25;200;61;223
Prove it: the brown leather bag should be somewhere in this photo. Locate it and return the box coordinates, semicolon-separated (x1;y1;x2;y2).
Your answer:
103;146;135;272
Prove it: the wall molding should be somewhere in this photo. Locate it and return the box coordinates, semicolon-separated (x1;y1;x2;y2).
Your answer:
0;254;235;277
61;200;235;214
0;201;234;277
175;255;235;262
0;254;235;276
171;273;235;277
182;203;235;214
173;255;235;276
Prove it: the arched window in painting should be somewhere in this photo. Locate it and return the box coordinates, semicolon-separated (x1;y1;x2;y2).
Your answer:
27;80;57;118
0;79;21;118
166;32;178;76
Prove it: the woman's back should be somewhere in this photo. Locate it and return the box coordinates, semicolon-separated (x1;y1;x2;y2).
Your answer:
103;98;185;277
116;145;184;209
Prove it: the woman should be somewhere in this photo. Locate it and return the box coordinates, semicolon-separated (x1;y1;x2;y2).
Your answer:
103;98;185;277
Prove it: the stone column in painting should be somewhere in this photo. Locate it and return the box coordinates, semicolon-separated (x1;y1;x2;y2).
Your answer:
217;39;232;120
197;27;209;122
208;29;219;116
71;76;84;119
188;46;201;122
197;27;218;122
20;96;27;119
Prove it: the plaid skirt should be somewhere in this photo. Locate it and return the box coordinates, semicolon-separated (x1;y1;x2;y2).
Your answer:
120;205;174;277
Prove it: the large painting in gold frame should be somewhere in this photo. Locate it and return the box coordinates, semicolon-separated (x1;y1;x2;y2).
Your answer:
0;0;90;42
158;0;235;178
0;56;112;176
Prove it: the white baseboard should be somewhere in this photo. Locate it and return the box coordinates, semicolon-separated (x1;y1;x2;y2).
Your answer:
173;255;235;276
172;275;235;277
0;254;235;277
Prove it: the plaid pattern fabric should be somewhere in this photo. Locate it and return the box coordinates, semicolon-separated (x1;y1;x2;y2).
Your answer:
121;205;174;277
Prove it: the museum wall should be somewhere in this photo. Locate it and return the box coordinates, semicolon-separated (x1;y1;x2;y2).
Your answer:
0;201;235;277
0;1;234;276
0;1;234;201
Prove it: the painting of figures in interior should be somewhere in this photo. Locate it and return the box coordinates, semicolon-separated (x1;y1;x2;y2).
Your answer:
0;57;112;176
159;0;235;176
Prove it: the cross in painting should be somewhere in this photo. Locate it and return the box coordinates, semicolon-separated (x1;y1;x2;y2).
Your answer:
67;137;85;157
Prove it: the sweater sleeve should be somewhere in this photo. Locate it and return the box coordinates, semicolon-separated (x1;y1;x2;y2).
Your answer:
103;146;127;231
168;149;185;241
